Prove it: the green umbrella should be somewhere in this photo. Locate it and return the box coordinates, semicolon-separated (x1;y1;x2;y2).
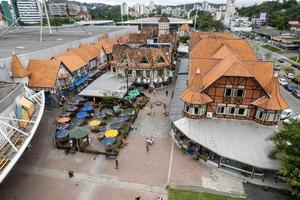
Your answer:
128;90;140;97
70;126;90;139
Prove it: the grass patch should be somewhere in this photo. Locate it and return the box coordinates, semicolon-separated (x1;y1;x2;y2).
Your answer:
290;56;300;64
261;44;282;52
168;188;245;200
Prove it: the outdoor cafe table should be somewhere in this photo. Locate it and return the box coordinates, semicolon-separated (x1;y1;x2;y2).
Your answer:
70;119;84;127
55;129;70;140
101;137;116;146
116;116;129;122
98;126;106;132
94;112;106;120
110;122;125;130
119;109;134;117
65;105;78;112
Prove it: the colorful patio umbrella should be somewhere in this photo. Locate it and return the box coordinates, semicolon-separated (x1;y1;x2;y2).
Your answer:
70;126;90;139
76;111;88;119
128;89;140;97
70;119;84;128
56;123;70;130
110;122;125;130
55;129;70;139
88;120;101;127
101;137;116;145
104;129;118;138
81;105;94;112
57;117;71;124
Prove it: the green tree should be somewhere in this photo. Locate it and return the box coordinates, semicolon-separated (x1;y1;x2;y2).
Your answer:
271;120;300;198
283;66;295;74
190;10;214;31
213;20;225;32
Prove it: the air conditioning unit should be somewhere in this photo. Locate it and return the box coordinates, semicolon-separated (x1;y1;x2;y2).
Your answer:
206;112;213;118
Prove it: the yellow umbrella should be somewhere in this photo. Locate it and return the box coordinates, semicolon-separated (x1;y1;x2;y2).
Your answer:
88;120;101;127
104;129;118;138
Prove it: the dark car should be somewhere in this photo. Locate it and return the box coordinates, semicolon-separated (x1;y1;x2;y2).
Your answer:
292;89;300;99
284;84;295;92
278;58;284;63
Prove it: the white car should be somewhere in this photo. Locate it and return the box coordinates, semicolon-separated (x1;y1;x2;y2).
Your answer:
283;114;300;124
284;73;295;79
280;109;293;120
278;78;288;86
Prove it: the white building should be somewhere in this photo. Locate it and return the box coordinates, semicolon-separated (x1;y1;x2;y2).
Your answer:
49;3;67;17
149;1;155;11
171;8;181;18
225;0;236;16
17;0;41;24
230;16;252;32
66;3;80;16
133;3;146;17
161;7;172;15
121;2;128;16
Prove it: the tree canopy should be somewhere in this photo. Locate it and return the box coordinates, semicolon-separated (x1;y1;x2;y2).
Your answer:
190;10;223;32
89;5;121;22
271;120;300;198
237;0;300;30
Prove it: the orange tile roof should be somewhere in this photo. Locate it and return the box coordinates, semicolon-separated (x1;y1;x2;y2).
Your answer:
190;38;257;61
111;45;170;69
117;34;129;44
11;52;30;78
128;33;148;44
180;23;190;32
27;59;61;88
251;77;288;110
95;37;117;54
54;52;87;73
181;68;213;105
79;44;100;58
67;48;97;63
189;32;233;50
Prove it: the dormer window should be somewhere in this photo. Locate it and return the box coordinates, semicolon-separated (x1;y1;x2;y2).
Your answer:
140;57;149;64
157;56;165;63
122;57;128;64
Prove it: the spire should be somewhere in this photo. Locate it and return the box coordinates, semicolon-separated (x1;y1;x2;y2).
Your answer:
11;52;30;78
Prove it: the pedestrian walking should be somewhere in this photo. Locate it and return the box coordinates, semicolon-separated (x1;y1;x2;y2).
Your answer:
165;90;168;97
115;159;119;170
146;143;149;152
135;197;141;200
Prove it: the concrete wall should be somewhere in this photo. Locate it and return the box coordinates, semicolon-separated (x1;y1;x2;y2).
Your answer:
0;26;138;82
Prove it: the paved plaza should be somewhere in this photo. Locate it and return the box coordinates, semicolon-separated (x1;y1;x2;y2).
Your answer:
0;67;245;199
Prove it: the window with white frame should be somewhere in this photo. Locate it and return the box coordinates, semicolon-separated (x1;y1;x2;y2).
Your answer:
145;70;150;77
265;112;280;122
227;106;236;115
255;108;264;120
236;86;245;98
216;105;226;114
237;107;248;116
184;104;190;113
136;70;143;76
224;85;233;97
194;107;199;115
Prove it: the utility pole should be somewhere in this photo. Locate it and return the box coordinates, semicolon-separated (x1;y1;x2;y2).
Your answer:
194;9;198;30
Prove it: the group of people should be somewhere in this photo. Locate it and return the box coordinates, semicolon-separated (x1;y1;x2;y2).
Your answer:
145;137;155;152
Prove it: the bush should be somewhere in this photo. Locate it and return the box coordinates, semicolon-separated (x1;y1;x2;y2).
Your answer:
283;66;295;74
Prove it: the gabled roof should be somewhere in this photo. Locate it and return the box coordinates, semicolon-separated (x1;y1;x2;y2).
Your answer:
251;77;288;111
180;23;190;32
190;38;257;61
11;52;30;78
158;14;170;22
79;44;100;58
95;37;117;54
189;32;233;50
111;45;170;69
27;59;61;88
67;48;97;63
117;34;129;44
54;52;87;73
181;68;213;105
128;33;148;44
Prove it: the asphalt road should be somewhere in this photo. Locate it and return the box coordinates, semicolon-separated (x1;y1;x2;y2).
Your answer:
280;86;300;114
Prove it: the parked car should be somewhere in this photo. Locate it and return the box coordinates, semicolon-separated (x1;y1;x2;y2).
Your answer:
274;64;281;70
283;114;300;124
292;88;300;99
278;78;288;86
284;84;295;92
280;108;293;120
278;58;284;63
284;73;295;79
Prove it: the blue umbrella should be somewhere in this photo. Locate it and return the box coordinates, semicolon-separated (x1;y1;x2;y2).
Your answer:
76;111;88;119
101;137;116;145
81;105;94;112
56;123;70;130
55;129;70;139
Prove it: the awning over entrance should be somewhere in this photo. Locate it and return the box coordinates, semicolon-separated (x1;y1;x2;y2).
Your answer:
79;71;134;98
174;117;279;170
